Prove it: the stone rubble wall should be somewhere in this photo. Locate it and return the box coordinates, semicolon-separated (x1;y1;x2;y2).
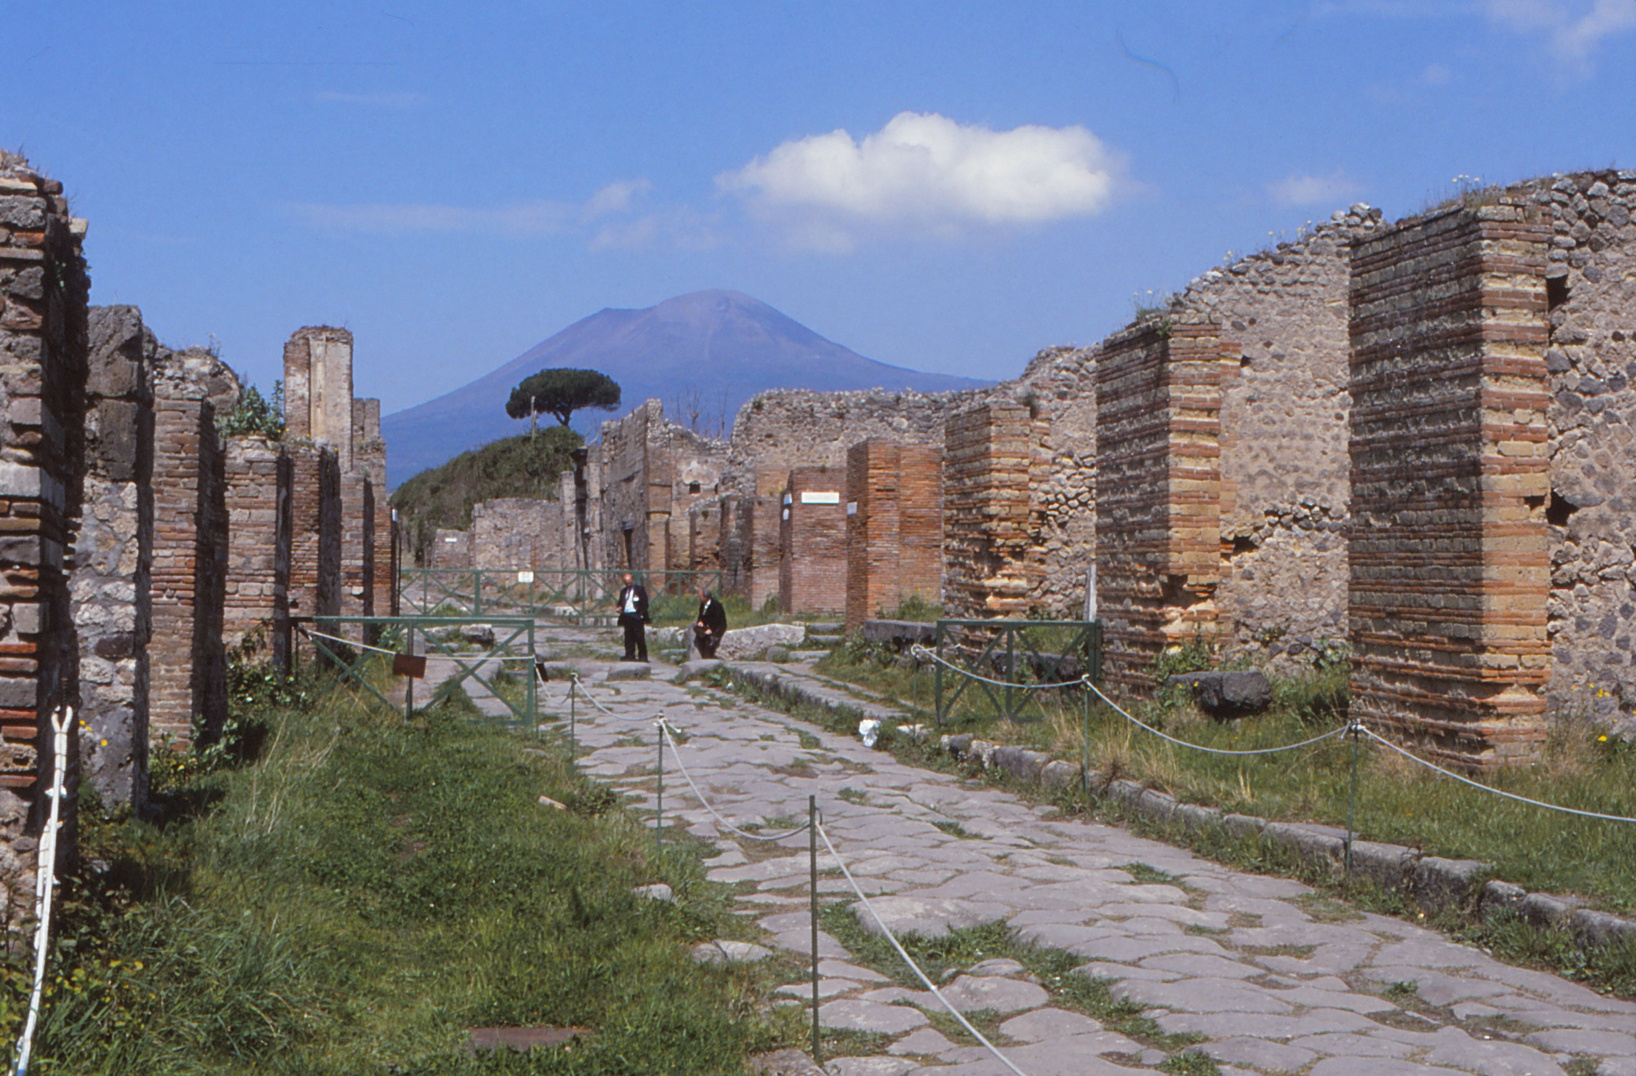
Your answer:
469;497;567;570
77;307;151;810
779;466;847;614
1532;171;1636;713
1348;196;1552;768
428;527;472;569
148;346;238;749
941;401;1046;621
0;154;88;904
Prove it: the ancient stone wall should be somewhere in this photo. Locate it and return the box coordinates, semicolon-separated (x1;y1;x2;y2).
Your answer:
1166;212;1380;657
284;327;354;471
1348;197;1552;767
595;400;726;573
429;527;471;569
844;440;943;629
77;307;151;809
351;398;393;616
286;444;341;626
688;499;721;572
470;497;565;570
149;347;237;748
728;389;960;483
1530;171;1636;714
1007;347;1097;618
339;473;375;621
1094;321;1225;694
222;435;285;652
779;467;847;614
0;154;88;899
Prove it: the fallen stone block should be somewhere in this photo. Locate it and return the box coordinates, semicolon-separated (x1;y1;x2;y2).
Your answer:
633;883;674;902
992;745;1049;781
765;646;790;663
1040;760;1080;789
1571;908;1636;948
1479;879;1526;919
1345;840;1418;891
1222;813;1266;839
606;663;651;681
691;940;773;965
941;733;973;758
1519;890;1577;929
459;622;496;647
673;659;724;681
1166;669;1273;717
717;623;807;660
1173;802;1221;833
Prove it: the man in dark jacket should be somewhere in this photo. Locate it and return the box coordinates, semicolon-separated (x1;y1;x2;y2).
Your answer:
694;587;727;659
616;572;650;662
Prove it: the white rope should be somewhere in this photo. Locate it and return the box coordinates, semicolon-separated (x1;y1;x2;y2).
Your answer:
1360;727;1636;825
299;626;402;657
659;723;811;842
13;707;70;1076
816;819;1030;1076
568;674;622;717
1085;680;1350;757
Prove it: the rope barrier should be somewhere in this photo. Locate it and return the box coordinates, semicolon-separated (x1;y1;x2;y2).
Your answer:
567;673;619;716
299;626;532;662
816;819;1031;1076
660;722;812;842
909;644;1086;692
13;707;70;1076
1360;727;1636;825
1084;680;1350;757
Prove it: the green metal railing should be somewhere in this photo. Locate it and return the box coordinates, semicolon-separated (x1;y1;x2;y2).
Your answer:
396;567;724;624
933;619;1103;726
294;615;538;730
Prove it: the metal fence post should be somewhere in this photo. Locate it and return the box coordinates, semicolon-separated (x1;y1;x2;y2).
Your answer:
655;722;664;859
934;621;944;727
809;793;821;1066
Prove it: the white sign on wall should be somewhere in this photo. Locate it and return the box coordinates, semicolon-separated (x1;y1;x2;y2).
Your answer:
800;491;841;505
846;502;858;516
517;570;535;584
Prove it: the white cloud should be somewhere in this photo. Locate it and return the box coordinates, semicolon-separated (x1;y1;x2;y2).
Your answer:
717;112;1124;249
1485;0;1636;71
289;180;719;249
313;90;426;108
1269;169;1364;207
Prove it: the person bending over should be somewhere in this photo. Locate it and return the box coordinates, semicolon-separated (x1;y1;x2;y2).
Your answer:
694;587;727;659
616;572;650;662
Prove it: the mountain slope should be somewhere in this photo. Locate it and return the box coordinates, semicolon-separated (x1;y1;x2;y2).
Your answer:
382;290;990;487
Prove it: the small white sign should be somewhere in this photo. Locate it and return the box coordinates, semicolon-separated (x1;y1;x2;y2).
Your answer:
800;491;841;505
846;501;858;516
517;570;535;584
782;509;790;521
443;535;459;543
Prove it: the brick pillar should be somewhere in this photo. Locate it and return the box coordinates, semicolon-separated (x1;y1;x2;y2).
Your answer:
77;307;152;810
1094;320;1226;694
780;468;847;614
223;435;286;651
148;348;233;749
339;472;373;624
0;155;89;893
745;474;782;611
717;492;745;598
286;443;341;642
283;327;354;471
844;440;943;630
942;401;1045;620
1349;200;1552;768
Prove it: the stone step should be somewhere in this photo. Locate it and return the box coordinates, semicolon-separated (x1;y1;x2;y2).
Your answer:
806;634;845;647
804;621;844;636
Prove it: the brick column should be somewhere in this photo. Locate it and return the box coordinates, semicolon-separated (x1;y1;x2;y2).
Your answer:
942;401;1045;620
1094;320;1226;694
779;468;846;614
285;443;341;642
223;435;286;651
844;440;943;630
1349;200;1552;768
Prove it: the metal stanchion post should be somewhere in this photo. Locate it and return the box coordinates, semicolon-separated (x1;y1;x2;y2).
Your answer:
569;680;577;761
1082;681;1091;802
809;794;821;1067
1345;719;1360;879
405;622;415;720
656;722;664;859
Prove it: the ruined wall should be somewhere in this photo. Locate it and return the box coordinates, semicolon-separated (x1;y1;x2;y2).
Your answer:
1007;348;1097;617
844;440;943;629
595;400;727;573
76;307;151;809
223;435;285;652
728;389;960;483
688;499;721;572
148;346;237;748
1349;197;1552;767
1094;321;1225;694
470;497;565;570
0;155;88;899
286;444;340;625
429;527;471;569
780;467;847;614
351;398;392;616
1532;171;1636;714
1166;212;1380;656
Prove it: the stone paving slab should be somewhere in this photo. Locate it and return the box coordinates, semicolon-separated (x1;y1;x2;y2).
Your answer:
543;624;1635;1076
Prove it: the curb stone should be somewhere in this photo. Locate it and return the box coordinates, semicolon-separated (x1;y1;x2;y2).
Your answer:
719;659;1636;958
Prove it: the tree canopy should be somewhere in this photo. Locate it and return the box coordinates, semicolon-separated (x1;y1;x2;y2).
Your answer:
506;368;622;428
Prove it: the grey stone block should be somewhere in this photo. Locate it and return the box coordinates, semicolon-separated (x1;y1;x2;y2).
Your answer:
1345;840;1418;891
1412;856;1489;915
1040;760;1080;789
991;746;1048;781
1222;813;1266;839
1173;802;1222;833
1166;669;1273;717
765;646;790;664
1520;890;1577;928
940;733;972;758
674;659;724;681
0;678;35;709
606;663;651;681
1571;908;1636;948
1264;822;1346;870
860;619;935;649
1135;788;1178;824
1479;879;1527;918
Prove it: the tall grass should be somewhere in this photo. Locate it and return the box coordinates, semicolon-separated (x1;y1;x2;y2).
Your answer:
11;683;794;1073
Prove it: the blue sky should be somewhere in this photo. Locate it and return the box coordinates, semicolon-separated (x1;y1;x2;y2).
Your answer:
7;1;1636;413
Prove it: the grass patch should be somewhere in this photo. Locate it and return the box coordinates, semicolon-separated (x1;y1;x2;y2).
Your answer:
17;682;798;1072
837;787;868;806
932;820;978;840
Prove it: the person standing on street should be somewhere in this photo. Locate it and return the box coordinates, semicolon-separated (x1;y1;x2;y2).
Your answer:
617;572;650;662
693;586;727;659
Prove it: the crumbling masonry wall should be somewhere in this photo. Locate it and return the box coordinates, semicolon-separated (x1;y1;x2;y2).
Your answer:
77;307;151;809
0;154;88;900
596;400;726;573
223;436;286;652
286;444;341;627
1348;197;1552;767
941;401;1047;620
470;497;566;570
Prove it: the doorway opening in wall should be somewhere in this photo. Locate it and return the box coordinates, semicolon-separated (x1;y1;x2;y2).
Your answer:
622;524;634;569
